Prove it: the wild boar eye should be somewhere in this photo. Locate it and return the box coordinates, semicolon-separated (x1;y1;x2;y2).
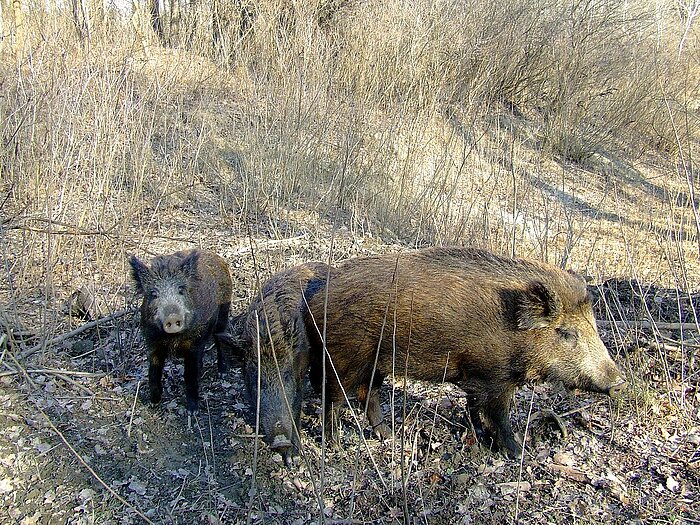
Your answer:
149;289;159;299
178;285;186;295
557;328;578;343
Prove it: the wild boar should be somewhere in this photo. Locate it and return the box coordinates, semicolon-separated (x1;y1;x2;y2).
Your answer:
218;261;333;466
129;249;232;413
304;247;626;457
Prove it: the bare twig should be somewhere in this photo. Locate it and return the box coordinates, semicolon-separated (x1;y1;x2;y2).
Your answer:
20;307;136;359
597;319;700;332
167;474;189;521
52;373;95;396
0;334;9;368
127;381;141;438
0;368;106;378
9;351;157;525
514;388;537;522
656;332;700;349
245;309;262;525
206;396;216;479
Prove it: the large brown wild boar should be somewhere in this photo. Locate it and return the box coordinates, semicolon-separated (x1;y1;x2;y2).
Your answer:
305;247;626;457
130;249;232;413
217;261;332;466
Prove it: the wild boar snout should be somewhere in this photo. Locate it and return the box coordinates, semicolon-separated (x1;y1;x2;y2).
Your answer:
156;296;191;334
270;433;295;467
163;312;185;333
586;337;626;391
608;379;627;398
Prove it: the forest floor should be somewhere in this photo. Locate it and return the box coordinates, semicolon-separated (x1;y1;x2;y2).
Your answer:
1;213;699;525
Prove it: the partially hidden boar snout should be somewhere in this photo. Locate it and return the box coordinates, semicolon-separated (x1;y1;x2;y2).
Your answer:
230;261;332;465
581;340;627;398
270;422;295;467
163;312;185;334
608;379;627;398
270;422;293;448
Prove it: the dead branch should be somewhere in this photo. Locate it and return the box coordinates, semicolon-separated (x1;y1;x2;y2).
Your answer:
0;368;106;378
8;352;157;525
19;307;136;360
597;319;700;332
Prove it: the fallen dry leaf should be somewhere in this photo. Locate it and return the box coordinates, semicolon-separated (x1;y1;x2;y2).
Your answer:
547;463;592;484
497;481;531;495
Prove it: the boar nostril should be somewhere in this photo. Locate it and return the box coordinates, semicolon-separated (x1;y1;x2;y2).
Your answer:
608;380;627;398
163;314;184;334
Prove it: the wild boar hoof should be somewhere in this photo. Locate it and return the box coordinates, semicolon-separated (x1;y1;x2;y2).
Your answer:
532;409;568;439
504;443;523;460
323;431;341;448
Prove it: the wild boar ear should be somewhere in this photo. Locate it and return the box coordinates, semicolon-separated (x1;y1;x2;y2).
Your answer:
181;250;200;278
515;281;562;330
129;255;149;293
566;269;589;285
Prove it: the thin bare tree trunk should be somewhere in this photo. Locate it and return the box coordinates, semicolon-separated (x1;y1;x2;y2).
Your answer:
0;0;5;51
678;1;700;58
169;0;178;45
131;1;153;60
11;0;24;54
70;0;90;41
150;0;165;44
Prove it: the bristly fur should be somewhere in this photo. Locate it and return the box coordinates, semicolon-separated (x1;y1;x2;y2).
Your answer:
304;246;624;458
221;261;332;464
129;255;149;293
128;249;232;412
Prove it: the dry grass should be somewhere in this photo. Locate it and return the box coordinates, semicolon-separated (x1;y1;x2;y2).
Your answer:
1;1;700;523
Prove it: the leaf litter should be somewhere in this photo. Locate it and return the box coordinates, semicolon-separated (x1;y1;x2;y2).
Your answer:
0;230;698;524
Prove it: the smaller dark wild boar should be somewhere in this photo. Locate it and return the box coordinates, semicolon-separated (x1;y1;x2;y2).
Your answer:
305;247;626;457
218;262;332;466
130;249;232;413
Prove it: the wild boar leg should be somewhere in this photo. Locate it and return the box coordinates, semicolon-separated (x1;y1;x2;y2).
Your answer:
483;391;521;458
214;302;231;374
466;394;489;444
183;343;205;413
148;346;167;404
358;376;390;439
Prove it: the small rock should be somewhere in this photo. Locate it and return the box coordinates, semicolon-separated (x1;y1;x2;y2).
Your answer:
0;479;13;494
78;488;95;502
35;441;51;454
19;511;41;525
70;340;94;356
498;481;531;495
128;480;147;496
